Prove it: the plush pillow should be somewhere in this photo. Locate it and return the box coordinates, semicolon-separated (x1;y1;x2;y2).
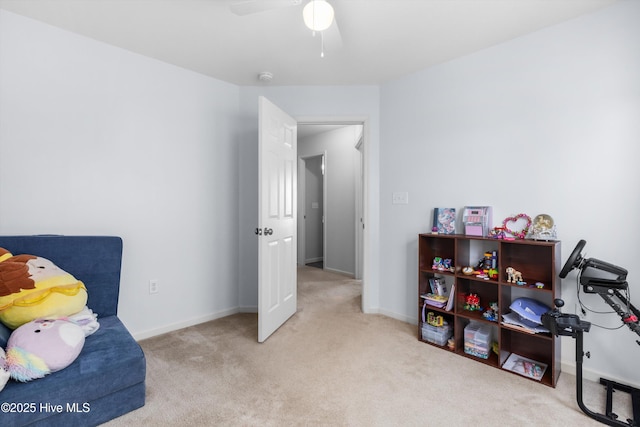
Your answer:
5;318;85;382
0;248;87;329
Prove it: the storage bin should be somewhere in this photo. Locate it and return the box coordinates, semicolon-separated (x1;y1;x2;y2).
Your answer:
421;323;452;346
464;322;492;359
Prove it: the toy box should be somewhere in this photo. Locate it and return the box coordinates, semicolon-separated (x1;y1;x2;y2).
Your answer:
464;322;492;359
421;323;452;346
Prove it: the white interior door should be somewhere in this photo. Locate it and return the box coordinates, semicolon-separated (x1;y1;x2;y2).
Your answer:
258;96;297;343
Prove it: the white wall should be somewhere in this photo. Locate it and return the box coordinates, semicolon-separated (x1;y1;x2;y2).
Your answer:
378;0;640;385
299;126;361;275
237;86;380;312
0;10;241;338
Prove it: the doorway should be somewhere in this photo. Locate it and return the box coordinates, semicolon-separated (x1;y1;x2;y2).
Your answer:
257;98;371;340
297;123;363;279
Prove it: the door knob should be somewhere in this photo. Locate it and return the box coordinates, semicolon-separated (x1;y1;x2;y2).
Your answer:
255;228;262;235
264;228;273;235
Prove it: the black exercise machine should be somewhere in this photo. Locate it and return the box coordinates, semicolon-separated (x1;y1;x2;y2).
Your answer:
541;239;640;426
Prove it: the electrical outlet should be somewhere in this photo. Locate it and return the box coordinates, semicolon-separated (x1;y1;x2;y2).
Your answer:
149;279;159;294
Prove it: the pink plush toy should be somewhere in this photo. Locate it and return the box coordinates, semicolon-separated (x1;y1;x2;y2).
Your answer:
5;318;85;382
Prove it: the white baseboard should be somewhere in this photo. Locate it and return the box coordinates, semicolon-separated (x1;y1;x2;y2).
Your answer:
376;308;416;325
323;266;355;277
132;307;240;341
561;361;640;389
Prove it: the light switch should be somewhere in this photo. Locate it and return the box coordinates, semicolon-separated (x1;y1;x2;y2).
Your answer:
392;192;409;205
311;202;319;209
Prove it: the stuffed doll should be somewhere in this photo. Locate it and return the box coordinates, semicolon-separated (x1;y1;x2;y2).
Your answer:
5;318;85;382
0;248;87;329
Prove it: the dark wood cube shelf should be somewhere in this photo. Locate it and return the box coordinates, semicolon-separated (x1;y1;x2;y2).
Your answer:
418;233;561;387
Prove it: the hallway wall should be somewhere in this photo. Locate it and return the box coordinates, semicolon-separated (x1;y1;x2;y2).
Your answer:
303;155;324;264
299;126;362;276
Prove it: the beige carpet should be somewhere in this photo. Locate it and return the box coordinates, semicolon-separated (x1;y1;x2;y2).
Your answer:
105;267;633;426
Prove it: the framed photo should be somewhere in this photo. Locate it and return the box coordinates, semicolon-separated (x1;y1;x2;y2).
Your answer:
433;208;456;234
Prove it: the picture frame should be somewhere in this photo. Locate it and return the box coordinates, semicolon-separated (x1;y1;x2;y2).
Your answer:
433;208;456;234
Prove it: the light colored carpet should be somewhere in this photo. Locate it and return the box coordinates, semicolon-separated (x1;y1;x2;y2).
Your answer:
105;267;633;426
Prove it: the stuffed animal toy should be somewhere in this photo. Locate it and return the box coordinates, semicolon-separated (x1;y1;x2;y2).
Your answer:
5;318;85;382
0;248;87;329
0;347;9;392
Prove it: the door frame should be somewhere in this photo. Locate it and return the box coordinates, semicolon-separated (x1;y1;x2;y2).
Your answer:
354;133;364;280
296;116;369;312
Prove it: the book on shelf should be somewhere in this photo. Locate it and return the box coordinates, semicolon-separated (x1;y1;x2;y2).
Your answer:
501;312;550;334
502;353;547;381
420;288;455;312
444;282;455;312
433;208;456;234
428;278;447;296
421;293;447;308
421;277;447;308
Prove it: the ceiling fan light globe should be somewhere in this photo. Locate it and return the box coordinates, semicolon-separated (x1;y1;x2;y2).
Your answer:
303;0;334;32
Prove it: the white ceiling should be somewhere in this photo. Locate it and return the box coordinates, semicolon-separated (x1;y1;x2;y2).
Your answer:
0;0;618;86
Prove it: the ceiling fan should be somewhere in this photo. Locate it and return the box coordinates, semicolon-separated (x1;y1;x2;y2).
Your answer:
229;0;343;56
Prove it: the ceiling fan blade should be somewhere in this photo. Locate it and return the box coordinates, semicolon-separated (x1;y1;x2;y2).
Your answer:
323;16;343;51
229;0;302;16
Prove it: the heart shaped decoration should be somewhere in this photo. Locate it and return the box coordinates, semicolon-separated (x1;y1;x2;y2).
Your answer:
502;214;532;239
